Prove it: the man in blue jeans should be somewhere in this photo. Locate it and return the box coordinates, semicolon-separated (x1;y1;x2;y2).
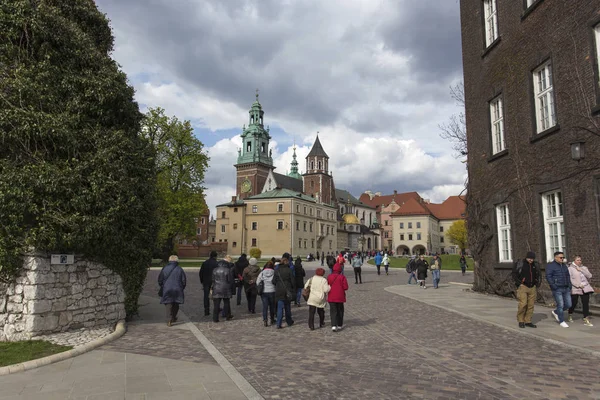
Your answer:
273;253;295;329
546;251;572;328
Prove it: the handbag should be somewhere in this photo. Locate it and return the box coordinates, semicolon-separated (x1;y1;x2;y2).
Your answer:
158;266;176;297
257;279;265;295
302;277;313;301
277;270;295;302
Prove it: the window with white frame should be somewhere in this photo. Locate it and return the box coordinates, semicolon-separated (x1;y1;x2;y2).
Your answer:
496;203;512;262
533;61;556;133
221;225;225;233
252;205;258;213
542;191;566;260
277;220;284;230
483;0;498;47
251;222;258;230
400;234;404;240
277;203;283;212
416;222;421;229
490;96;506;154
400;222;404;229
417;233;422;240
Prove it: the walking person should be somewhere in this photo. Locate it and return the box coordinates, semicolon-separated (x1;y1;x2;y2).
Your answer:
567;256;594;326
416;255;429;289
431;255;441;289
305;267;331;330
546;251;572;328
460;255;467;276
321;251;325;266
328;263;349;332
199;251;218;316
374;252;383;276
242;257;261;314
272;253;295;329
512;251;541;328
407;256;417;284
351;254;363;284
158;255;186;326
382;253;390;275
294;256;306;306
256;261;276;326
234;254;249;306
326;255;335;274
211;257;235;323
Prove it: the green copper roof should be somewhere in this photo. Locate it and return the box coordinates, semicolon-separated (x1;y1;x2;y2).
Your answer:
237;92;273;166
249;187;315;202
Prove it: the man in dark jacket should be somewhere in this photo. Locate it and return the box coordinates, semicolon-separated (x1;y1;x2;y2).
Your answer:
272;253;296;328
415;255;429;289
234;254;249;306
211;257;235;323
512;251;541;328
158;255;187;326
546;251;572;327
200;251;218;316
293;256;306;306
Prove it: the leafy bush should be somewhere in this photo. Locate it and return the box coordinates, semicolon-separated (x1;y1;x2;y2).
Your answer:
249;248;262;259
0;1;158;317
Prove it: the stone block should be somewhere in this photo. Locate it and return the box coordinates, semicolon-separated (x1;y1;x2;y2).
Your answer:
29;299;52;314
88;279;98;289
23;285;42;300
88;269;101;278
14;284;23;295
52;264;67;273
98;276;108;286
83;289;92;298
8;314;18;324
69;273;78;283
7;302;23;313
5;285;15;295
71;283;85;294
58;312;72;326
8;294;23;304
67;265;77;273
77;272;88;284
59;272;69;283
88;297;97;307
52;298;67;312
92;288;106;297
42;314;59;331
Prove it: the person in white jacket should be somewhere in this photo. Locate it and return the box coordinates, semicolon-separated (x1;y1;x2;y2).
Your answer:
567;256;594;326
383;254;390;275
256;261;276;327
304;267;331;330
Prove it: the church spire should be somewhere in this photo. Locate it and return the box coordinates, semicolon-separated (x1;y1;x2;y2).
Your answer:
288;141;301;180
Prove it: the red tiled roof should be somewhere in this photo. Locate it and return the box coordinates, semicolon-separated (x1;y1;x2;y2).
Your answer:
428;196;466;220
358;191;421;210
391;197;431;216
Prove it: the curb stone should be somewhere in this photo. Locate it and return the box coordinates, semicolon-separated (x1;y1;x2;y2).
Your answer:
0;320;126;376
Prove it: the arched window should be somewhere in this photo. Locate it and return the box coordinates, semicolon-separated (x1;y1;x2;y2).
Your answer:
247;142;251;152
318;161;322;170
310;161;314;170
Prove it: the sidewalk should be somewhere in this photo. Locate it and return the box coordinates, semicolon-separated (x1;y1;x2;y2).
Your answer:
385;282;600;355
0;295;261;400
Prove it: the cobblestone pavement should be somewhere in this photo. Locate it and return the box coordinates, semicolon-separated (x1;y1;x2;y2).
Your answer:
145;263;600;399
39;325;113;347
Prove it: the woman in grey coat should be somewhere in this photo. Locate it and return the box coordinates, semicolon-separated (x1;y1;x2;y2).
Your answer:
158;255;187;326
211;257;236;322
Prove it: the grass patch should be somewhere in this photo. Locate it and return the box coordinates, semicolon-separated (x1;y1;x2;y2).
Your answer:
0;340;72;367
367;254;474;271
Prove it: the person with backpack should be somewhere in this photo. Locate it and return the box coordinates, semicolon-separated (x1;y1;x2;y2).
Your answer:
242;257;261;314
406;256;417;285
374;251;383;275
512;251;541;328
256;261;276;326
351;254;363;284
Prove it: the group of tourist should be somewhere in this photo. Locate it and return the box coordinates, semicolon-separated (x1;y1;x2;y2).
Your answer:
404;254;444;289
513;251;593;328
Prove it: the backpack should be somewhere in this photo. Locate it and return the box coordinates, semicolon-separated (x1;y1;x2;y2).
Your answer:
405;259;414;273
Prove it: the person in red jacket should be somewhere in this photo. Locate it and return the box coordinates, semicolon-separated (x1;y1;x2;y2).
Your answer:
327;263;349;332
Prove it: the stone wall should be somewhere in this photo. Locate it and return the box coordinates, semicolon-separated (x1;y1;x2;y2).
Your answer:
0;256;126;341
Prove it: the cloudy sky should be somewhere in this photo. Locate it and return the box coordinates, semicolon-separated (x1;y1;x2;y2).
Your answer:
96;0;467;216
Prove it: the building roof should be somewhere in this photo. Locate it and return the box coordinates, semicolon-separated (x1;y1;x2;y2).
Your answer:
426;196;466;220
306;135;329;158
358;191;422;211
249;187;316;202
273;172;303;193
216;198;246;207
391;195;466;220
335;189;376;209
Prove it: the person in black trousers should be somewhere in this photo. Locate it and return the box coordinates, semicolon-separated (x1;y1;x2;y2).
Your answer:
199;251;218;316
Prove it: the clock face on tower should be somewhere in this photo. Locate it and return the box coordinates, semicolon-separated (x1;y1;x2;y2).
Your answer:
241;179;252;193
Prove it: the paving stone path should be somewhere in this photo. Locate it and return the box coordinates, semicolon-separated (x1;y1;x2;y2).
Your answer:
39;326;113;347
143;264;600;400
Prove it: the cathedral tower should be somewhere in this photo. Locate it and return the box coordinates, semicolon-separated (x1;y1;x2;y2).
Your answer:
303;135;336;205
235;92;274;199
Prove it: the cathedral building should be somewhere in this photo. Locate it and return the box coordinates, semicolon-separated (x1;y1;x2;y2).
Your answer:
216;95;378;257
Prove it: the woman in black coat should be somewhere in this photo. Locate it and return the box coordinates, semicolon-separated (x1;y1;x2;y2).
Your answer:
294;256;306;306
415;255;429;289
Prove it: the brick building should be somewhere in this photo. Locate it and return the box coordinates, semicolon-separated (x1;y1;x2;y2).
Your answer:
461;1;600;287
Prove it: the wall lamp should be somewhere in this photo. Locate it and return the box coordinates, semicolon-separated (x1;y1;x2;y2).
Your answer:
570;141;585;161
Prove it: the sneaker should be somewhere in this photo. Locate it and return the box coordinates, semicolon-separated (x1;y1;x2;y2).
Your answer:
567;315;573;323
559;321;569;328
423;286;427;289
337;326;343;331
583;317;594;327
551;310;559;323
332;326;337;332
525;323;537;328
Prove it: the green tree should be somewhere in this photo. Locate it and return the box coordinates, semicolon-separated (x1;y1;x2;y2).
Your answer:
446;220;468;253
0;0;158;316
142;108;209;260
